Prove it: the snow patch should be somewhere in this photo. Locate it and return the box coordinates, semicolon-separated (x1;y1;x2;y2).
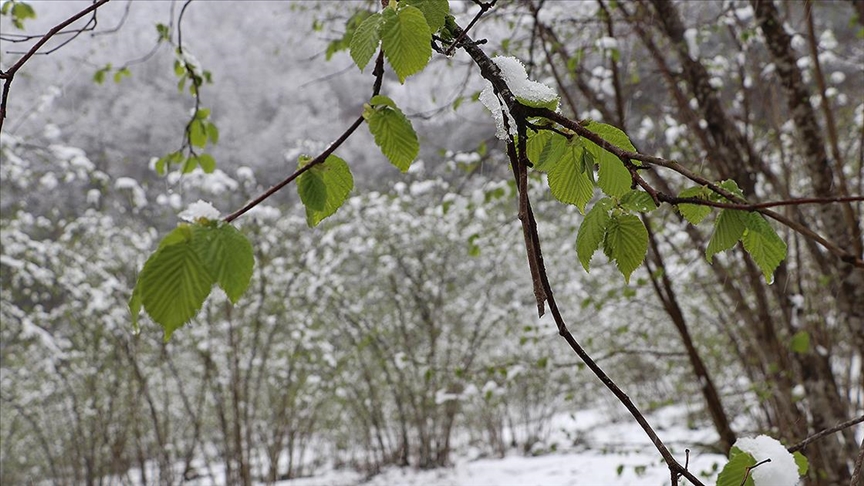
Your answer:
179;200;221;222
733;435;799;486
480;56;559;140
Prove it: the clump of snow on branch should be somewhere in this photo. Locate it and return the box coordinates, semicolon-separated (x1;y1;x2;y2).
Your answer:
480;56;559;139
734;435;799;486
179;199;220;222
176;49;203;77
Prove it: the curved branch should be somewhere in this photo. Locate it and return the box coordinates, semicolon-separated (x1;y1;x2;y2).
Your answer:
0;0;112;133
223;50;387;224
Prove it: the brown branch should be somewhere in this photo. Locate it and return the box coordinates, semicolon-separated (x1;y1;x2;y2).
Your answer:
741;458;771;486
787;414;864;453
0;0;112;133
444;0;497;56
522;106;864;267
450;20;706;486
223;50;387;224
852;434;864;486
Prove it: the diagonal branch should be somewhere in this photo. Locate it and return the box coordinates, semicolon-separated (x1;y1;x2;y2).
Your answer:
223;50;387;224
0;0;112;133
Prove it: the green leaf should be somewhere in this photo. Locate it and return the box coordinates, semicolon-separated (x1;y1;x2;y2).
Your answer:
596;151;631;198
526;130;553;167
583;122;637;198
298;169;328;211
189;120;207;148
381;6;432;83
706;209;747;263
93;64;110;85
404;0;449;33
326;10;373;60
713;179;746;201
546;142;594;212
528;131;568;172
298;154;354;227
678;186;712;224
198;153;216;173
113;67;131;83
192;224;254;304
11;2;36;24
181;156;197;174
716;447;756;486
194;108;211;120
790;330;810;354
742;212;787;283
156;23;170;41
584;121;637;153
206;122;219;144
136;226;214;340
349;12;382;71
619;190;657;213
603;212;648;283
793;451;809;476
576;198;613;271
365;95;419;171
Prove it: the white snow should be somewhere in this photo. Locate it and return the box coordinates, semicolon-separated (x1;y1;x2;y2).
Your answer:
86;189;101;205
480;56;559;139
39;172;58;190
114;177;148;208
179;199;221;222
264;406;726;486
595;36;618;50
684;28;700;59
733;435;799;486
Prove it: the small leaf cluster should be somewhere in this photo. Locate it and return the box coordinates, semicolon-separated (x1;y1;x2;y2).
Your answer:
155;108;218;175
678;180;787;282
93;63;132;85
1;0;36;29
173;48;212;96
130;219;254;340
348;0;449;83
525;121;651;283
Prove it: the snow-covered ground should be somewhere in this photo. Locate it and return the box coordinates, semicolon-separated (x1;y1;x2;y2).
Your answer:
273;406;726;486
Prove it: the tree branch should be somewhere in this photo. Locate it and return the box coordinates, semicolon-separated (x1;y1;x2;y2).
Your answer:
450;19;706;486
223;50;387;224
0;0;112;133
787;414;864;453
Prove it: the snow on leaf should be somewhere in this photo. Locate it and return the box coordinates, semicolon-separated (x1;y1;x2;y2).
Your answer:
733;436;800;486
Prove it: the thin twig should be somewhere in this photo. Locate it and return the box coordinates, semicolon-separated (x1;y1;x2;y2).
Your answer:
787;414;864;453
741;458;771;486
223;50;387;224
444;0;497;56
0;0;112;132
